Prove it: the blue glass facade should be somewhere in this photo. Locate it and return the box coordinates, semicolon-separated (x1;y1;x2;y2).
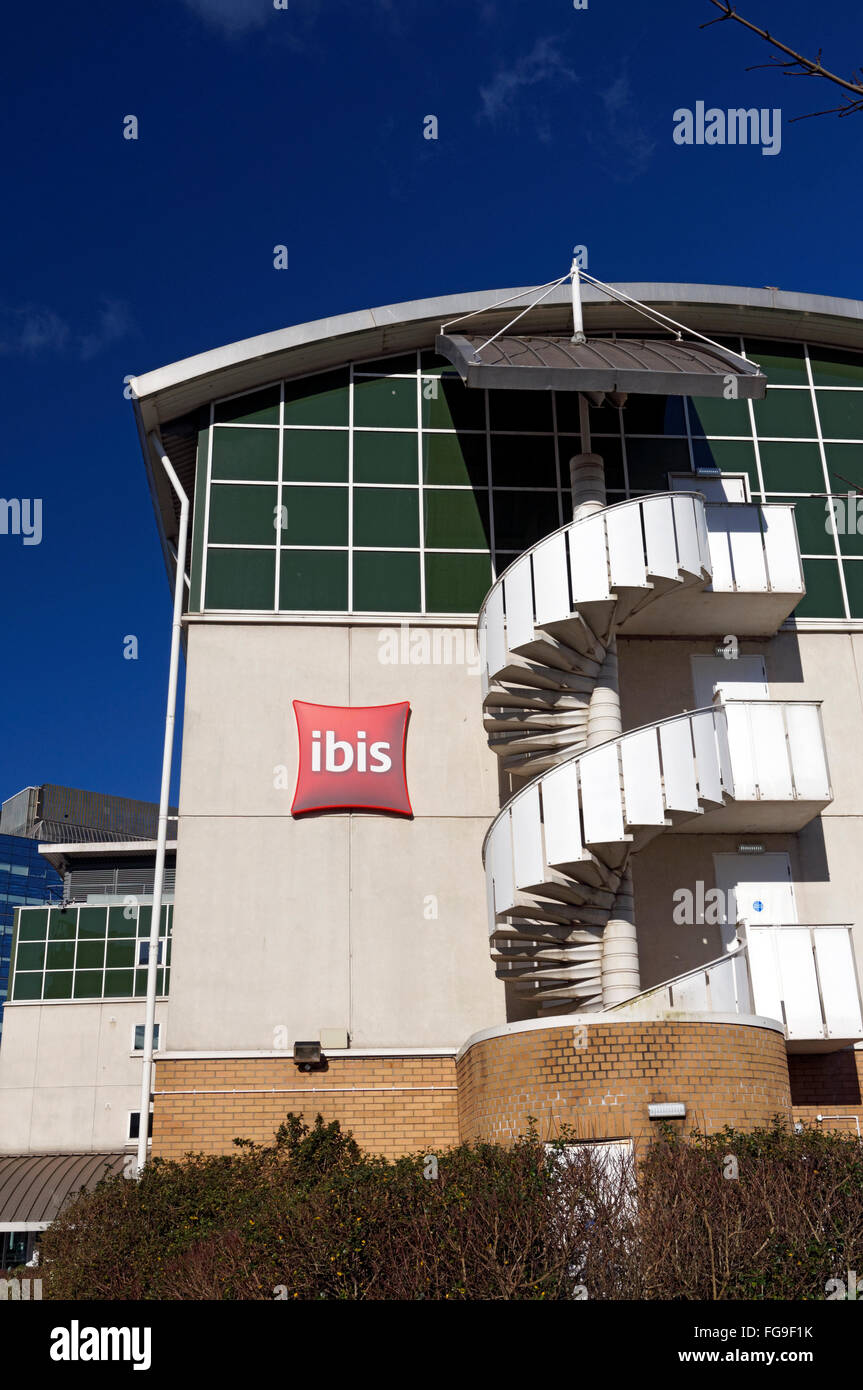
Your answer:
0;834;62;1038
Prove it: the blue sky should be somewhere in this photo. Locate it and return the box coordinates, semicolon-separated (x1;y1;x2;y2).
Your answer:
1;0;859;805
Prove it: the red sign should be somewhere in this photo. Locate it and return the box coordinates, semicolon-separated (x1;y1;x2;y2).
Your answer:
291;701;412;816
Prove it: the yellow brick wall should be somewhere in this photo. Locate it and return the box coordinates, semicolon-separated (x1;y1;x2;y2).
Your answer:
153;1055;459;1159
457;1020;792;1146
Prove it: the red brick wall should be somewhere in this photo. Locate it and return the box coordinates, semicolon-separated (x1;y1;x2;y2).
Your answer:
153;1055;459;1160
457;1020;792;1145
790;1047;863;1136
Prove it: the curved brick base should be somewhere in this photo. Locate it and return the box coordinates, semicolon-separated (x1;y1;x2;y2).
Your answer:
456;1017;792;1146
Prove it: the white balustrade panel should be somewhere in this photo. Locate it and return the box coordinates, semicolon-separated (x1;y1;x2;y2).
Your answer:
621;728;665;826
642;496;679;580
746;927;784;1024
728;507;768;592
761;505;803;593
672;494;703;579
541;762;582;866
813;929;863;1038
580;743;625;844
707;956;740;1013
672;972;710;1011
504;558;534;652
478;615;489;699
691;710;723;805
705;506;736;592
532;531;569;626
748;703;794;799
485;584;506;681
785;704;831;800
777;929;824;1039
488;813;515;916
606;504;647;590
724;703;757;799
659;718;699;812
568;513;610;602
511;784;544;890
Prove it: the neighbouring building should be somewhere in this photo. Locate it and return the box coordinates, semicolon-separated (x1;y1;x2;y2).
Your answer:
2;279;863;1178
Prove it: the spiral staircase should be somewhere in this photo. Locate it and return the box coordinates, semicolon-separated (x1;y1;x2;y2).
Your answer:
433;267;853;1031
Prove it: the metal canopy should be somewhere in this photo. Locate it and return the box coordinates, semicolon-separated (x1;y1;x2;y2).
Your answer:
0;1152;125;1230
435;333;768;399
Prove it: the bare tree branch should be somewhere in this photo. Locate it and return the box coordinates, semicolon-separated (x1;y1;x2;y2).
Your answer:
702;1;863;119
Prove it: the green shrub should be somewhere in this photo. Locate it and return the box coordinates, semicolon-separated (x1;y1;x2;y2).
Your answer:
39;1114;863;1301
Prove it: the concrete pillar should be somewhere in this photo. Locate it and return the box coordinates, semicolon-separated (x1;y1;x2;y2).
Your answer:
601;867;641;1005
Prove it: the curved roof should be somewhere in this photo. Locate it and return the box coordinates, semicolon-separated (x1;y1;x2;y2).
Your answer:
131;281;863;430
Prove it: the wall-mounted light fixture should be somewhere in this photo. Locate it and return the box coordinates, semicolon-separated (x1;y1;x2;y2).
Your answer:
737;843;764;854
293;1041;323;1073
648;1102;686;1120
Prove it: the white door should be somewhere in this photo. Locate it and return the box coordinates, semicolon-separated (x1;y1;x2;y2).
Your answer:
691;653;768;710
714;851;797;953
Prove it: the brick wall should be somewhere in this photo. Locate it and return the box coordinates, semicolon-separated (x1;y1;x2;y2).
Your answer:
790;1047;863;1136
153;1055;459;1160
457;1019;792;1146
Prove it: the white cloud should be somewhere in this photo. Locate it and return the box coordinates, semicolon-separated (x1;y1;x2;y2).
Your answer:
179;0;271;36
0;299;133;359
479;35;578;123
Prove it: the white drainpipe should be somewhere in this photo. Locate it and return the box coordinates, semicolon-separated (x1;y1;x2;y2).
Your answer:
135;431;188;1174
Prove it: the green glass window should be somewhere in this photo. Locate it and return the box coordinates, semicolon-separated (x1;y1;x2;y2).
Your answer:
424;489;491;549
78;907;108;939
625;439;690;492
48;909;76;940
842;561;863;617
810;349;863;388
73;971;104;999
690;439;759;492
108;906;137;939
354;378;417;429
279;549;348;611
45;941;75;970
759;442;824;493
280;485;348;546
211;427;279;481
621;395;686;436
770;497;833;556
354;430;417;484
136;907;171;938
18;910;47;942
12;973;42;1001
283;370;349;427
104;970;135;998
421;379;486;432
488;389;553;433
353;488;419;548
824;443;863;494
555;394;618;436
282;429;348;483
490;435;557;489
492;490;561;550
816;391;863;441
205;548;275;610
353;552;421;612
76;939;105;970
106;940;136;969
424;553;492;613
688;396;751;437
795;558;846;618
753;390;816;439
208;484;278;545
743;340;808;386
43;972;73;1000
422;433;487;487
16;942;45;971
213;386;279;426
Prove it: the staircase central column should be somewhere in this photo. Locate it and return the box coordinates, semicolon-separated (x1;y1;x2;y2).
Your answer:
570;400;641;1007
